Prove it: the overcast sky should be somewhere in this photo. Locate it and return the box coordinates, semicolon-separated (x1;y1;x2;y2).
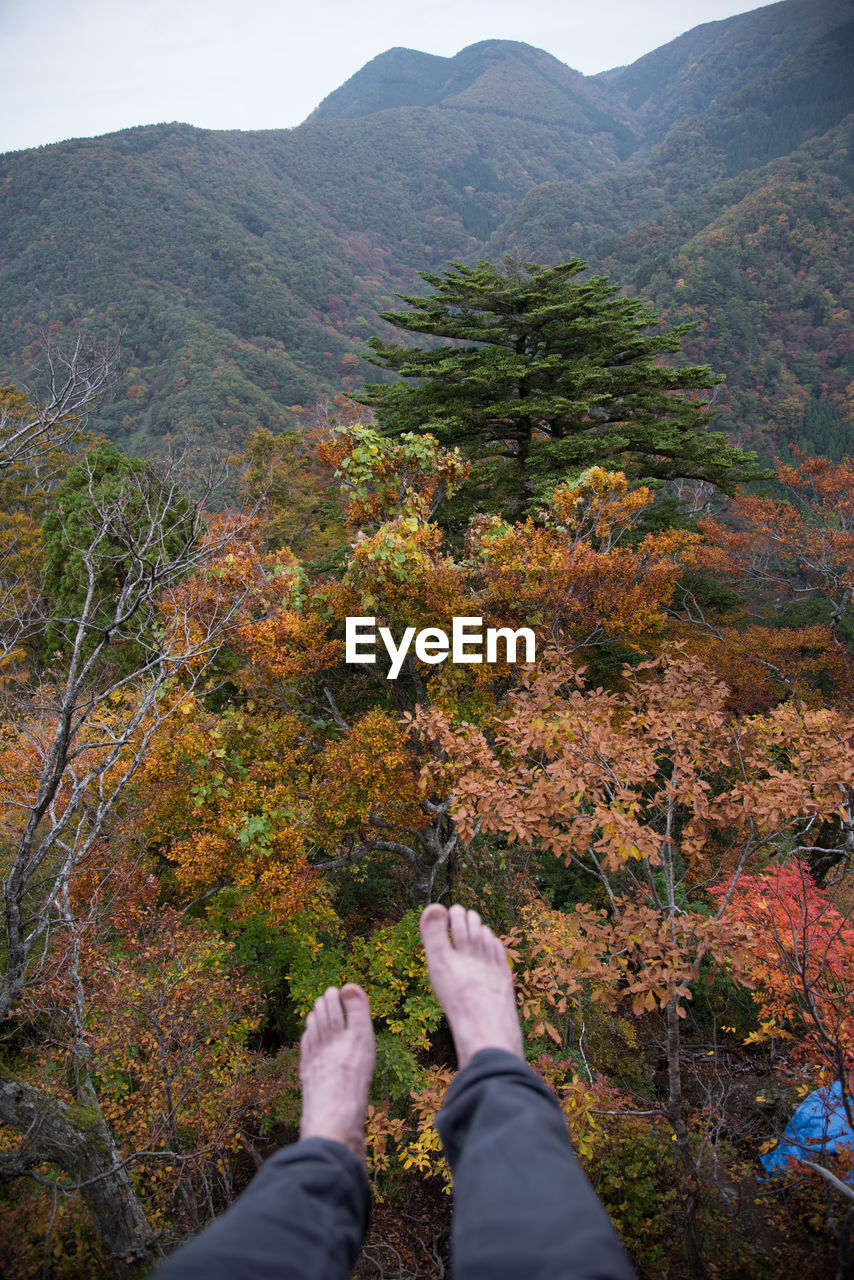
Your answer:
2;0;779;155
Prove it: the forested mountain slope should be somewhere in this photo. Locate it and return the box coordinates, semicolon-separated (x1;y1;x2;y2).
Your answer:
595;0;852;143
0;0;851;460
622;122;854;460
498;14;854;256
0;40;644;455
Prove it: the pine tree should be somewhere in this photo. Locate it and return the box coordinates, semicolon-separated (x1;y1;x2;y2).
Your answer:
361;257;762;515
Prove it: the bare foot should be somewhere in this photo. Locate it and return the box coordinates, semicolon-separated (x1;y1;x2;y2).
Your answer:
420;904;524;1070
299;983;376;1163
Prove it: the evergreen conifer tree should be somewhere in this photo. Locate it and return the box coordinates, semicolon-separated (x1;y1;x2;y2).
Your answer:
361;257;761;515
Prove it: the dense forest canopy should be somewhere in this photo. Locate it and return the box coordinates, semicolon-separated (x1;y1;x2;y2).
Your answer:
3;1;854;1276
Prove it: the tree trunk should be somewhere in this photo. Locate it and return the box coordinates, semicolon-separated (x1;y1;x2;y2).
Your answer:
0;1063;161;1278
410;806;459;906
411;823;445;905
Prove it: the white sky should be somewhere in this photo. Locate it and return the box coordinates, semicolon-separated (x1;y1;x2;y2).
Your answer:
1;0;780;155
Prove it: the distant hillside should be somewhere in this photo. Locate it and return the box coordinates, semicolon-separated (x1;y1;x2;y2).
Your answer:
624;121;853;461
595;0;852;143
495;16;854;258
0;0;851;466
0;39;644;456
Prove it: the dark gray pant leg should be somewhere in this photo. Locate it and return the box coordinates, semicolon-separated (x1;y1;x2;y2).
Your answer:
153;1136;370;1279
436;1049;636;1280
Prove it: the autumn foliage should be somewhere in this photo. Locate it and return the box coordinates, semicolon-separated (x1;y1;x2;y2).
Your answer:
3;394;854;1280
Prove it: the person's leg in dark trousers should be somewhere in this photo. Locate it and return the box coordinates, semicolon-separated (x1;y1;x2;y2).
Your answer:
420;904;637;1280
153;1137;369;1280
154;984;375;1280
437;1049;636;1280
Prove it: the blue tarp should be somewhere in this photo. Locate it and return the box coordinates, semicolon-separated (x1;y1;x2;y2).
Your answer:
760;1082;854;1183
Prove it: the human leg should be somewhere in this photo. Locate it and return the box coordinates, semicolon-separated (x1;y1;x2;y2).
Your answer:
421;905;636;1280
154;984;375;1280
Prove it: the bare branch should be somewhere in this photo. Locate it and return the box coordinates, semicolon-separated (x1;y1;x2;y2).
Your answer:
0;333;121;474
801;1160;854;1204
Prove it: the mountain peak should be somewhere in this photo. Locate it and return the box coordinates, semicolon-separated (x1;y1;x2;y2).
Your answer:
307;40;587;123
